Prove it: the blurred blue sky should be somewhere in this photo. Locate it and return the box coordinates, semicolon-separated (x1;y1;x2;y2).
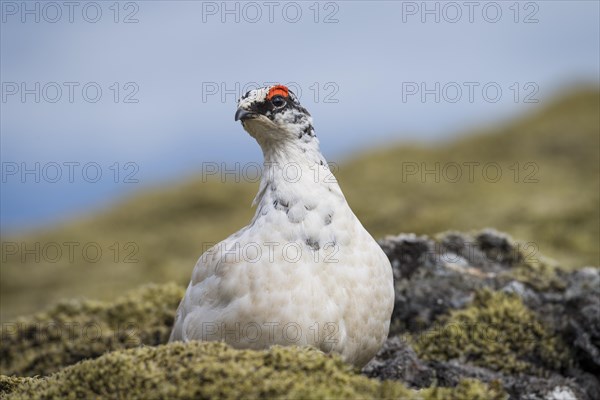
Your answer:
1;0;599;232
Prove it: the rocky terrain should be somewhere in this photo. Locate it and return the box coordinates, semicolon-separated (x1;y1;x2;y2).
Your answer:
365;230;599;400
2;229;598;399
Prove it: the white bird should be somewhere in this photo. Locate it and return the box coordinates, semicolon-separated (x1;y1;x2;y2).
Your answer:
169;84;394;367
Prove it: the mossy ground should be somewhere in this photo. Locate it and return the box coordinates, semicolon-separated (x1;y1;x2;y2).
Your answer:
413;290;571;375
2;341;506;400
1;283;184;377
0;283;509;399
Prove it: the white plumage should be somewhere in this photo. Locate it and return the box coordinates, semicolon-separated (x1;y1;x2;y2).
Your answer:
169;85;394;367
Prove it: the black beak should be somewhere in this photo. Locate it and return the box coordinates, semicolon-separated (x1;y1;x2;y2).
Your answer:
235;108;256;121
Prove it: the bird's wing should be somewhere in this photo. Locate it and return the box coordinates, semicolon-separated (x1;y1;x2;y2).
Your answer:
168;229;248;342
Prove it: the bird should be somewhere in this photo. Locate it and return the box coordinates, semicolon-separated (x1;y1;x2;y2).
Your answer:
169;84;394;367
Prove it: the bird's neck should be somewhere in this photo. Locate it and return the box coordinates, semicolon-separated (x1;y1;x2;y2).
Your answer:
260;135;325;167
252;137;339;208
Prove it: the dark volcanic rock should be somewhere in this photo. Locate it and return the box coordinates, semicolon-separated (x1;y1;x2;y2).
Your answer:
367;229;600;400
564;268;600;373
361;336;434;387
429;359;592;400
379;230;511;334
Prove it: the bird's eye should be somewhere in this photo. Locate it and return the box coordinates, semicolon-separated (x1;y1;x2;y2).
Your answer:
271;96;286;107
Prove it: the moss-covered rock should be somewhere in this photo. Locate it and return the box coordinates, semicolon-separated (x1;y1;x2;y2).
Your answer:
1;283;184;377
506;257;567;292
372;230;599;399
413;290;570;375
422;379;506;400
1;341;506;400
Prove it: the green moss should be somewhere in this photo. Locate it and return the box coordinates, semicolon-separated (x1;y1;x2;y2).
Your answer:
422;379;506;400
2;341;506;400
413;290;570;375
2;342;405;399
0;376;37;396
0;284;508;399
507;255;566;292
0;283;184;377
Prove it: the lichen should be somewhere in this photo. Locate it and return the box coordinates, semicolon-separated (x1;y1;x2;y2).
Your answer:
413;290;571;375
0;283;184;377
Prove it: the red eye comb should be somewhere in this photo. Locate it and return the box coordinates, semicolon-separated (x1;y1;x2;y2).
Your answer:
266;85;289;100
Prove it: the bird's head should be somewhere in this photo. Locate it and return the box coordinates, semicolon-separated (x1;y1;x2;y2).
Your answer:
235;85;315;145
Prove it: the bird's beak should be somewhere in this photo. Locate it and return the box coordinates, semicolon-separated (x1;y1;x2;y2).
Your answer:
235;108;257;121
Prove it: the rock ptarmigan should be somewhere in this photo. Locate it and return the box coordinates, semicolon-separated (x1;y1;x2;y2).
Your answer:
169;84;394;367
